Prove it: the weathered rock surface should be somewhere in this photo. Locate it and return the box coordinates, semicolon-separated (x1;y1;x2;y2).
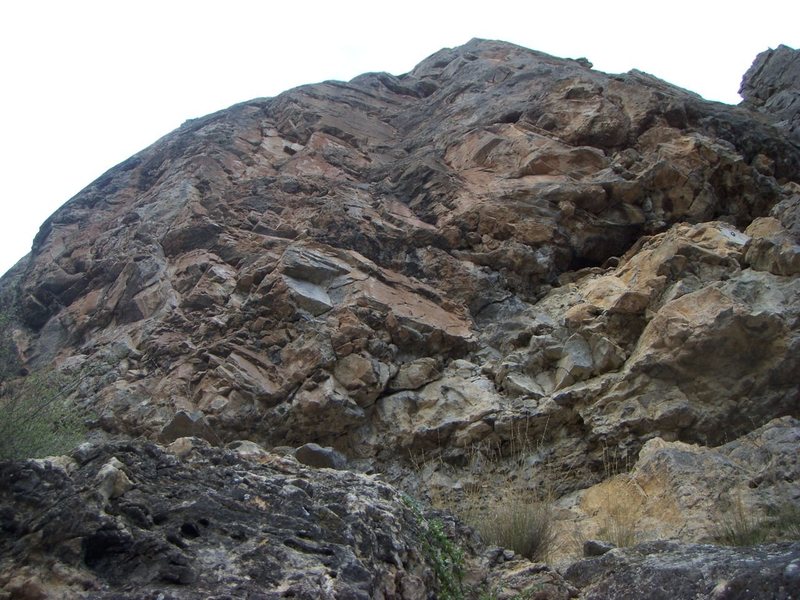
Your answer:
564;540;800;599
556;417;800;547
3;39;798;468
0;441;441;599
1;39;800;599
740;44;800;143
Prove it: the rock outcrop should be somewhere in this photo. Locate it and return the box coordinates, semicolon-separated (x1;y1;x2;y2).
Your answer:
740;44;800;143
564;540;800;599
3;39;798;468
0;440;443;599
556;417;800;548
1;38;800;599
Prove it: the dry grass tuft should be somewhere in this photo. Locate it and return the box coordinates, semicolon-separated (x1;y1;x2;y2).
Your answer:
712;498;800;546
465;491;556;562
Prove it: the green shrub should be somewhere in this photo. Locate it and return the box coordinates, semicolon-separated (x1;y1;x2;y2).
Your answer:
0;370;86;461
402;495;466;600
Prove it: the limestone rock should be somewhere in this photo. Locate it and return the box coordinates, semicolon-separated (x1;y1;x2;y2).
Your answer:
745;216;800;275
557;417;800;546
388;357;441;392
1;40;796;467
1;40;800;598
95;456;133;503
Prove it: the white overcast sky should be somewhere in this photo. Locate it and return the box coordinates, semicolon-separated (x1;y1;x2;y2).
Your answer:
1;0;798;277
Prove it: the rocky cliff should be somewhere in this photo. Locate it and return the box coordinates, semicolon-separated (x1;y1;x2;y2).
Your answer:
1;39;799;599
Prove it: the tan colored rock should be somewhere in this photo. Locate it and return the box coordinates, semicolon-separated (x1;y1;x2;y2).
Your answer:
371;365;501;455
388;357;440;391
333;353;391;407
558;417;800;544
745;216;800;275
96;457;133;503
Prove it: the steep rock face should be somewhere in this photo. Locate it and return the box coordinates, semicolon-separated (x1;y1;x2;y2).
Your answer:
740;44;800;143
1;38;800;600
3;39;798;471
0;37;799;486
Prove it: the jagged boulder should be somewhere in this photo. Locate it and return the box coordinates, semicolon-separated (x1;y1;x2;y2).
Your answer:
740;44;800;143
0;441;441;599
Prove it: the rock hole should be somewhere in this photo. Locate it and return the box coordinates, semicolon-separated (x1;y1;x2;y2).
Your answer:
497;111;522;124
83;529;128;569
181;522;201;538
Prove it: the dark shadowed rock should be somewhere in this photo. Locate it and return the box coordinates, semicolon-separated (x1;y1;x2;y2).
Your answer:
294;442;348;470
583;539;615;557
740;44;800;143
564;540;800;599
159;411;221;446
0;442;437;598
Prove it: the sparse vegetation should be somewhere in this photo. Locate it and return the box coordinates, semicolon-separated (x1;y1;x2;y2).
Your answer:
0;305;86;461
403;495;466;600
712;497;768;546
411;421;565;564
594;477;642;548
0;303;20;380
712;498;800;546
466;491;556;562
770;502;800;540
0;369;87;460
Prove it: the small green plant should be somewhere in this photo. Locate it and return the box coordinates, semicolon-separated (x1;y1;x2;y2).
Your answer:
403;495;466;600
0;369;86;461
